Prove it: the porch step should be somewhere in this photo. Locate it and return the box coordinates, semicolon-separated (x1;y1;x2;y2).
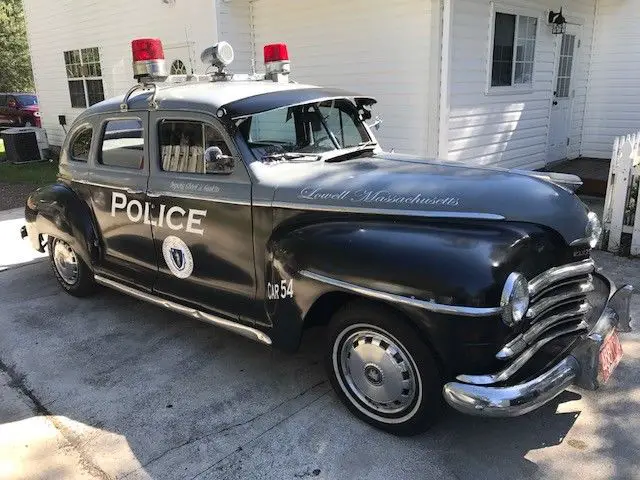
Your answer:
541;157;610;197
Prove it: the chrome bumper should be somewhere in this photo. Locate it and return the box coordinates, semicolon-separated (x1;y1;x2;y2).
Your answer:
442;280;632;417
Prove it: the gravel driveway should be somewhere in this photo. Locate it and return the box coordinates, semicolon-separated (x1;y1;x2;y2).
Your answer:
1;207;639;480
0;182;35;211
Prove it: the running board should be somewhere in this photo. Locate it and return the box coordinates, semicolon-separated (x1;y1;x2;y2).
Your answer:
94;275;272;346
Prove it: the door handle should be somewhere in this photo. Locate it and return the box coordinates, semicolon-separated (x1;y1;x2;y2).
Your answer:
552;101;558;106
146;191;162;198
125;188;144;195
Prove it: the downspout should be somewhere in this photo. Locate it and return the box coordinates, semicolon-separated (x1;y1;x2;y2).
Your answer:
438;0;453;160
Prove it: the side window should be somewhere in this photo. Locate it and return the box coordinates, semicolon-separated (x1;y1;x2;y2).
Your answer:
70;127;93;162
0;95;6;107
247;107;296;145
159;120;231;173
100;119;144;169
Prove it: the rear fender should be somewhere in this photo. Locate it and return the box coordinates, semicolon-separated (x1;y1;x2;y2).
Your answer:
25;184;100;266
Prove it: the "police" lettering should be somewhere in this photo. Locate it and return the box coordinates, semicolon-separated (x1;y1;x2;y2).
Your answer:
111;192;207;235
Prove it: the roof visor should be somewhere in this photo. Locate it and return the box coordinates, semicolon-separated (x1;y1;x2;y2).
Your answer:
220;87;377;120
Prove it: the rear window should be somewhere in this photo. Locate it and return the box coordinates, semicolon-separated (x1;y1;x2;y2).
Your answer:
100;119;144;169
70;127;93;162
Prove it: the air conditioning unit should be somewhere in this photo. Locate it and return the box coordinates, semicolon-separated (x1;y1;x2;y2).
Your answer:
0;127;49;163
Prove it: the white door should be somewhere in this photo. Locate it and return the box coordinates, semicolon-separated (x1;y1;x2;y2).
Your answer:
547;27;580;163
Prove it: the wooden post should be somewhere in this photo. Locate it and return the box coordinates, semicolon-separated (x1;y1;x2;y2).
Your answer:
630;131;640;255
607;137;633;253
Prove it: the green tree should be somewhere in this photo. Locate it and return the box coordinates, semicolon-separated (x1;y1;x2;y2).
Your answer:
0;0;34;92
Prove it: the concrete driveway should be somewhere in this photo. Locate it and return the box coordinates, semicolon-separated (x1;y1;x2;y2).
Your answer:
1;206;639;480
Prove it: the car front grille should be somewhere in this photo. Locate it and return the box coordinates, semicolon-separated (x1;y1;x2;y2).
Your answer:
456;259;597;386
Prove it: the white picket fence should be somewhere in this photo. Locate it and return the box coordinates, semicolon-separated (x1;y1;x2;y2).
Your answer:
602;131;640;255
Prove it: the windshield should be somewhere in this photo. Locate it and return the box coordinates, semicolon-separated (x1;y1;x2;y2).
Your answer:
16;94;37;106
238;99;372;160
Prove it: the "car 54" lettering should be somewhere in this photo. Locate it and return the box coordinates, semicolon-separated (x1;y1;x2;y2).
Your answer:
267;279;294;300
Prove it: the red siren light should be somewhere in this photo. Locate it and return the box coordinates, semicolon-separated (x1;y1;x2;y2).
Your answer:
264;43;290;81
131;38;167;80
132;38;165;61
263;43;289;63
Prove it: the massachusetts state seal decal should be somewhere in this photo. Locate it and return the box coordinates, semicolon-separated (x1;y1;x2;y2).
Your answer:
162;235;194;279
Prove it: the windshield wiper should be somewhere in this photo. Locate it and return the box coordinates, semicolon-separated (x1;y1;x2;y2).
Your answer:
261;152;322;163
323;141;378;162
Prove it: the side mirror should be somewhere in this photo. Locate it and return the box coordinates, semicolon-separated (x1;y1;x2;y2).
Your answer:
368;115;383;131
204;146;235;174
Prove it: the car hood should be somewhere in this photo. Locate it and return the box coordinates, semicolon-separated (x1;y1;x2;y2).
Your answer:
251;152;590;244
20;105;39;112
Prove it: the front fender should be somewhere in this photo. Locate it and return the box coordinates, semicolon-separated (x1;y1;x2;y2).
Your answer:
265;218;569;354
25;183;100;266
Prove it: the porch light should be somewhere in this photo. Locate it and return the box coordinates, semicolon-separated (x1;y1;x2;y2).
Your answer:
548;8;566;34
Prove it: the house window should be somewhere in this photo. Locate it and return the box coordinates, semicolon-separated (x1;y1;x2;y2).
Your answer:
490;12;537;88
170;59;188;75
64;47;105;108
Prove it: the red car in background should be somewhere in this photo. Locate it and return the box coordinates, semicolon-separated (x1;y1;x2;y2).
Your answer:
0;93;41;128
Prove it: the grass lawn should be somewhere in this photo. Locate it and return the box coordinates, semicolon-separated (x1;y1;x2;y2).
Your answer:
0;161;58;185
0;139;58;185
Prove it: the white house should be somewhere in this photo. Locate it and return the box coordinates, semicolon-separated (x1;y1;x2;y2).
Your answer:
23;0;640;170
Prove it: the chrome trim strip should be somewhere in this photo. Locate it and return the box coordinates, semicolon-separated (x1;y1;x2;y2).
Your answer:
456;321;588;385
267;202;505;221
528;259;595;297
94;275;272;345
443;356;579;417
526;281;594;319
146;190;252;206
299;270;502;317
496;302;591;360
74;179;131;191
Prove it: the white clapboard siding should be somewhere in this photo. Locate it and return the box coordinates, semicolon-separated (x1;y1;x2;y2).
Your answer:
582;0;640;158
248;0;440;156
447;0;595;169
217;0;253;73
22;0;219;146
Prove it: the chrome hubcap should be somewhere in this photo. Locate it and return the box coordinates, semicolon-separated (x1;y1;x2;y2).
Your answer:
337;327;418;417
53;239;78;285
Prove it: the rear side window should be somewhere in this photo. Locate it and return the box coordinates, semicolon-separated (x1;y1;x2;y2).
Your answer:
159;120;231;173
70;127;93;162
0;95;6;106
100;118;144;169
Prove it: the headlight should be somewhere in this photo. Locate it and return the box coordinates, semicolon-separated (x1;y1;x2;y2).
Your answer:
586;212;602;248
500;272;530;327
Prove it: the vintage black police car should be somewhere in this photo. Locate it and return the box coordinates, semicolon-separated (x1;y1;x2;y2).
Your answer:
22;39;631;435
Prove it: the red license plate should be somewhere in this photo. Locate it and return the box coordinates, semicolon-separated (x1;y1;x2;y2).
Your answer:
599;331;623;384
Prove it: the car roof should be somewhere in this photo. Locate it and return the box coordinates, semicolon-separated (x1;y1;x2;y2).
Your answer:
76;79;375;121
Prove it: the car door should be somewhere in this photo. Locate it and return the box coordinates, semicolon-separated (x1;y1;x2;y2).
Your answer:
87;113;157;291
146;111;255;320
